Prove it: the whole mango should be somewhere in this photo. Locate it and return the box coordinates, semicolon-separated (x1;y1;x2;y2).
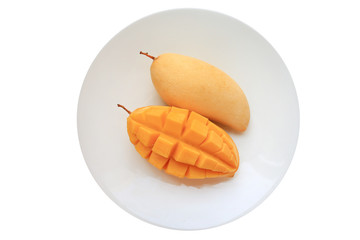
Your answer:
140;52;250;132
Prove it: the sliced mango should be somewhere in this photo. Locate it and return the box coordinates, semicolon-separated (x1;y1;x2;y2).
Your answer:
124;105;239;179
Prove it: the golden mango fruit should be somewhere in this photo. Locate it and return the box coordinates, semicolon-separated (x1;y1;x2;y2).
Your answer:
118;104;239;179
140;52;250;132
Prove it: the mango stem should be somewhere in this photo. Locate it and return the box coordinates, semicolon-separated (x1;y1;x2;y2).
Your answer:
139;51;155;60
117;104;131;114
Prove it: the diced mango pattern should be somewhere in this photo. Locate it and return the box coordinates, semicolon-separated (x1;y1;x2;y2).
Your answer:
136;127;159;147
200;130;223;152
173;142;200;165
152;135;177;158
127;106;239;179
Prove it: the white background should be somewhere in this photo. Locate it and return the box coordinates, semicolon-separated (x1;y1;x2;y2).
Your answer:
1;0;359;239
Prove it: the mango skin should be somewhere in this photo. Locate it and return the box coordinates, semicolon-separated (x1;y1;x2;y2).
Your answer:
150;53;250;132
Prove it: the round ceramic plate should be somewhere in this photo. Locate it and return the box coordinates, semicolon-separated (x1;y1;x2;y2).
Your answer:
77;9;299;230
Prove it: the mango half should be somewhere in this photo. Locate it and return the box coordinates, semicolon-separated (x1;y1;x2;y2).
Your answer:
141;52;250;132
120;105;239;179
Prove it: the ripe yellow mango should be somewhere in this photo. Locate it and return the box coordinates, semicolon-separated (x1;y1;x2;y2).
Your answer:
118;104;239;179
140;52;250;132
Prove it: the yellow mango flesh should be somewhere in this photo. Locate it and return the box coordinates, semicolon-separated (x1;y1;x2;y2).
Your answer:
127;106;239;179
150;53;250;132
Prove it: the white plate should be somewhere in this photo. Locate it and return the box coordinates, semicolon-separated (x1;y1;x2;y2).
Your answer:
77;8;299;230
